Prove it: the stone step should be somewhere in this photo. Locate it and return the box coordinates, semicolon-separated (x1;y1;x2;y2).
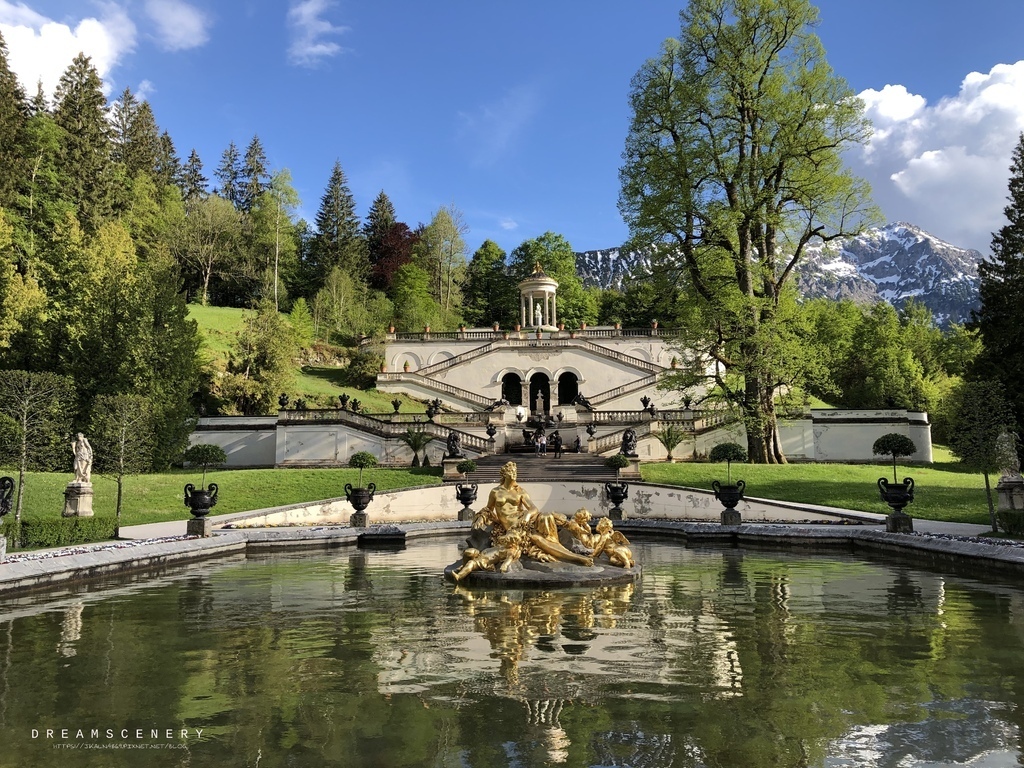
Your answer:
459;453;618;484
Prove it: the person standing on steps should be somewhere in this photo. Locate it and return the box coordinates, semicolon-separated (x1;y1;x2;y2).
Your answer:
551;431;562;458
539;432;547;456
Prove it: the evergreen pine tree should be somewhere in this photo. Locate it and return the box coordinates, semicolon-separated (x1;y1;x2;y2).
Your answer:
110;88;161;179
53;53;116;231
182;149;208;202
154;131;183;190
0;30;28;210
976;132;1024;430
310;160;366;287
364;190;396;267
28;79;47;116
241;134;269;212
214;141;242;208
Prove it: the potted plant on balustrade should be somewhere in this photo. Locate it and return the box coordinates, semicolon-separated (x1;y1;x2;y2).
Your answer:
455;460;478;521
345;451;379;528
872;433;918;533
709;442;747;525
182;444;227;516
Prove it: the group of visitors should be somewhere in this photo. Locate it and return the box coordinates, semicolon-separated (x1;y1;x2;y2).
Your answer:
531;429;583;457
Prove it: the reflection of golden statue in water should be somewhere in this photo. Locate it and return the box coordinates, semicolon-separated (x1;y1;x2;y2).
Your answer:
448;461;636;584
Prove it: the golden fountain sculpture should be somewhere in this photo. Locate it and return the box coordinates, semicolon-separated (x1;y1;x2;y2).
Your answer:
445;461;638;586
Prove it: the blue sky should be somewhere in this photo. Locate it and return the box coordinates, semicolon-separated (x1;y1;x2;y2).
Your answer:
2;1;1024;256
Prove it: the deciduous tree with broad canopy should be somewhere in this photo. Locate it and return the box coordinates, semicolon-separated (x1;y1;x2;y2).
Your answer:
619;0;876;463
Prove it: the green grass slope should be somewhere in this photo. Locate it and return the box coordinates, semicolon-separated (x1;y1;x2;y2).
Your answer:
187;304;422;413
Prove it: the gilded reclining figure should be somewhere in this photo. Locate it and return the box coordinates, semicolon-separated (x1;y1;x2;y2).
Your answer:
451;461;634;581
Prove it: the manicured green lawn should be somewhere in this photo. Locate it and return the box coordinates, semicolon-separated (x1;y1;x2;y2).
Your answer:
641;459;993;525
294;367;424;412
8;467;442;527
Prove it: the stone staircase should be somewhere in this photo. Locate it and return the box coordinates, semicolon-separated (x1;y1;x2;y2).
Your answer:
460;452;618;485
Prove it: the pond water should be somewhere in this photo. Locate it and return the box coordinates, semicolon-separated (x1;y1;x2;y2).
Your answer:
0;538;1023;767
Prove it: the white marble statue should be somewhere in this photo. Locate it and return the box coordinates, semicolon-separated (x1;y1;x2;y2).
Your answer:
71;433;93;483
997;430;1023;482
534;303;543;327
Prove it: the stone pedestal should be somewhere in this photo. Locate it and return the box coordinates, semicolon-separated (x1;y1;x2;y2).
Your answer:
721;509;742;526
617;457;641;479
997;479;1024;512
62;482;94;517
0;535;6;562
186;517;214;537
886;512;914;533
350;511;369;528
442;458;464;481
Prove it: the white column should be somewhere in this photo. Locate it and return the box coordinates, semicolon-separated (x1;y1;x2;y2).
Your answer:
552;291;557;325
520;295;526;327
529;295;535;327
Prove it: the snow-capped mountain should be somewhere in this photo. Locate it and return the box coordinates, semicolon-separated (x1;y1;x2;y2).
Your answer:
575;222;983;327
795;222;982;326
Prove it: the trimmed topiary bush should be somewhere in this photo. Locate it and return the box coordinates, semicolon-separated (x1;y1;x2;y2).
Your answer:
182;443;227;488
606;453;630;470
349;451;378;487
872;433;917;483
709;441;747;484
456;459;477;475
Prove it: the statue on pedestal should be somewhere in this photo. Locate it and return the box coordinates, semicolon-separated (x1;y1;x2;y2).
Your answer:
71;433;93;483
447;461;637;584
620;428;638;457
64;433;94;517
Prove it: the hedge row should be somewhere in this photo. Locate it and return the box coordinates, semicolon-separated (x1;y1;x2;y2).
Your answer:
0;516;118;549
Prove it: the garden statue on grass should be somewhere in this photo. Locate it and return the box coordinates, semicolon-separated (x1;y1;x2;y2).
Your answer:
997;430;1023;482
63;433;95;518
71;433;93;483
709;441;747;525
872;433;917;533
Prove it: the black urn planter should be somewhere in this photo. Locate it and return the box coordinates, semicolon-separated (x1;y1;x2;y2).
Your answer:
712;480;745;525
345;482;376;528
605;481;629;520
184;483;218;517
878;477;914;532
455;483;478;522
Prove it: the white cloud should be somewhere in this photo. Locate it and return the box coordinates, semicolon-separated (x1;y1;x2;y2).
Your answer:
287;0;349;68
144;0;210;51
850;61;1024;253
0;1;136;97
457;85;541;167
137;78;155;100
499;217;518;231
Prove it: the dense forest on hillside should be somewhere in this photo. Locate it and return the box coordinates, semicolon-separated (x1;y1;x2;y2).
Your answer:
0;33;1017;472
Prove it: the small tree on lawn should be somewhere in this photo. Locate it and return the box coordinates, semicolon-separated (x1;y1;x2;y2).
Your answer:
947;379;1019;532
182;443;227;489
709;442;747;485
872;433;917;484
91;393;155;531
349;451;378;486
0;371;74;528
654;424;687;462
